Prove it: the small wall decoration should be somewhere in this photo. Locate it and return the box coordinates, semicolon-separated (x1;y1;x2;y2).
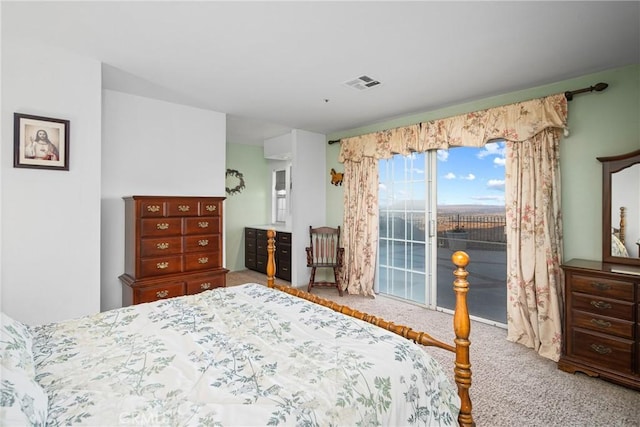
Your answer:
225;169;246;195
330;168;343;186
14;113;70;171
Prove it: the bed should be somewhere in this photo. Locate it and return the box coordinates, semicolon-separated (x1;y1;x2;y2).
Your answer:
1;229;474;426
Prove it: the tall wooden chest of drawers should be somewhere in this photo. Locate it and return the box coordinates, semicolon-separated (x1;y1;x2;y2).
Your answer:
559;259;640;390
119;196;228;305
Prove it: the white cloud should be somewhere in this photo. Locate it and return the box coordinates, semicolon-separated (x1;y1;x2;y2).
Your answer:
462;173;476;180
411;167;425;175
437;150;449;162
444;172;456;180
478;141;506;167
487;179;505;191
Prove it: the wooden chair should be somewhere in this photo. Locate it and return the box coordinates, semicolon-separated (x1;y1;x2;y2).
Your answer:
306;226;344;296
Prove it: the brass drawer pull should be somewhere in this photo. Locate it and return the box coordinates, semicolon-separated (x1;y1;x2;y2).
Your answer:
198;239;209;246
147;205;160;213
198;221;209;228
156;290;169;298
198;257;209;264
157;262;169;269
156;242;169;250
281;249;288;255
591;282;611;291
178;205;190;212
590;300;612;310
200;282;211;290
590;344;612;355
156;223;169;230
205;205;216;212
590;318;612;328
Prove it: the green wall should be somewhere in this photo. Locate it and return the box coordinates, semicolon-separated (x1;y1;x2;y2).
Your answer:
326;64;640;263
225;144;271;272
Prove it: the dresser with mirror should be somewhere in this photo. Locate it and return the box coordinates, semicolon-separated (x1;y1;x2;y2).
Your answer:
558;149;640;390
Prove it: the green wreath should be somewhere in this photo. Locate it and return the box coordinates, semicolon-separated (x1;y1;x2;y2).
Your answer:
225;169;246;195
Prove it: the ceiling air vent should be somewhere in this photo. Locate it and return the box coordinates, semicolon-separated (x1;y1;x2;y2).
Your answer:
343;75;382;91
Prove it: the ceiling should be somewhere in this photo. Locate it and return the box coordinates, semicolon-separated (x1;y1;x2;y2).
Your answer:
3;1;639;145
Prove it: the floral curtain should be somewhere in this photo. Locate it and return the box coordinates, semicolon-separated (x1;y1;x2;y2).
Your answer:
338;93;568;359
340;157;379;296
504;129;564;361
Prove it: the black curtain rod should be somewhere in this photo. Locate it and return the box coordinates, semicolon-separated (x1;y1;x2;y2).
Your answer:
328;82;609;145
564;82;608;101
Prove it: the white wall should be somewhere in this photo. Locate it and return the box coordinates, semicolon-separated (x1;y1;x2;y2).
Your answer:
1;40;102;325
101;90;226;311
290;129;327;286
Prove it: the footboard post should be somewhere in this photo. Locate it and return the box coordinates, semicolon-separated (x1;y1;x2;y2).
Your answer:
266;229;276;288
452;251;474;427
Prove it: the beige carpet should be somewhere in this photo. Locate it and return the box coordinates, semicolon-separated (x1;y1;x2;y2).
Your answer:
227;270;640;427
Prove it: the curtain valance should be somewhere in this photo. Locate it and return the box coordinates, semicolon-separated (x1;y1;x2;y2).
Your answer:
338;93;568;162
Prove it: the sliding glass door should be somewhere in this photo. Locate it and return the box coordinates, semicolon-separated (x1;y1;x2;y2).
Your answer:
378;152;434;305
378;145;507;325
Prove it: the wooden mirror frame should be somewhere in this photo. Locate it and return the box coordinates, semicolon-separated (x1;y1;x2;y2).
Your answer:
598;149;640;266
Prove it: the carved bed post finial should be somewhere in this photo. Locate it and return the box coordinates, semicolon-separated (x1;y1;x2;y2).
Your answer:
451;251;474;427
619;206;626;245
266;229;276;288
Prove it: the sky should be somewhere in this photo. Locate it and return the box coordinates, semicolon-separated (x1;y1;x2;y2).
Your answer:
379;141;506;207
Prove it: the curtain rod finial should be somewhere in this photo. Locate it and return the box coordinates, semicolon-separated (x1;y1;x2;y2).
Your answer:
565;82;609;101
593;82;608;92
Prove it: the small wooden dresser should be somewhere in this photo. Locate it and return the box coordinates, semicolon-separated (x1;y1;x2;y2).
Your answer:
559;259;640;390
244;227;292;281
119;196;228;305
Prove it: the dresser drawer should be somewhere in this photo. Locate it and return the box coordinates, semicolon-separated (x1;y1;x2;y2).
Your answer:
184;251;220;271
277;244;291;259
200;199;221;216
572;292;634;321
255;255;268;274
245;253;257;270
140;200;166;217
570;274;634;301
245;228;257;239
256;239;268;256
571;329;634;374
185;273;226;295
140;256;183;277
277;232;292;244
184;234;219;253
184;216;220;235
277;259;291;281
167;200;199;217
572;309;634;339
140;237;183;257
135;281;185;304
140;218;182;237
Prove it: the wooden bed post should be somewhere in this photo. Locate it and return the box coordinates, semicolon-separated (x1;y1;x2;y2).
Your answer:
266;229;276;288
452;251;474;427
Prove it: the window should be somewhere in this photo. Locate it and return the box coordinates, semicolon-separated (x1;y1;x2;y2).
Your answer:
272;167;290;224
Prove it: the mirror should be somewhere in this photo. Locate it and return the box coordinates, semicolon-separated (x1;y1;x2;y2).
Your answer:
598;149;640;266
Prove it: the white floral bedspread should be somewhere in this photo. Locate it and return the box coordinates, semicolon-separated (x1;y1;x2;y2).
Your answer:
32;284;460;426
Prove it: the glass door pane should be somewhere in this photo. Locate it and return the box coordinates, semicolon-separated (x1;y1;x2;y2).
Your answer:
436;145;507;325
